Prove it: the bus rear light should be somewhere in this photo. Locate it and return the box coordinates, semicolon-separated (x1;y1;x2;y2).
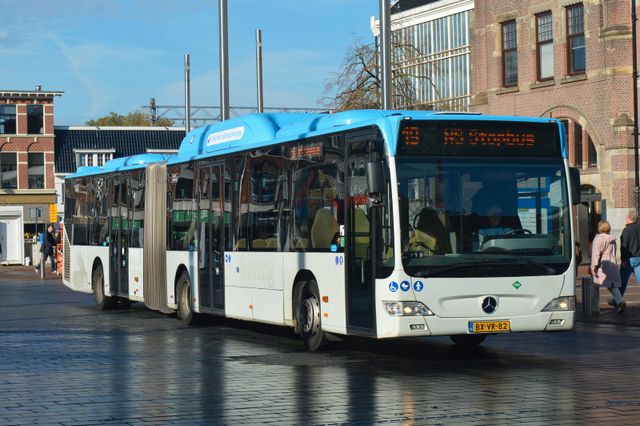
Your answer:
383;301;433;317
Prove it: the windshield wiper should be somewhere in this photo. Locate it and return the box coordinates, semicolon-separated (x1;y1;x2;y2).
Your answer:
413;256;556;278
413;261;504;277
478;247;556;275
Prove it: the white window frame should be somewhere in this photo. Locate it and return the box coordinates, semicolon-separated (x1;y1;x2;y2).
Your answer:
73;149;115;169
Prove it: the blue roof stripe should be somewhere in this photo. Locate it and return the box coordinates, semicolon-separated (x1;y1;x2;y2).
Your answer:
65;110;566;179
168;110;563;162
67;153;173;178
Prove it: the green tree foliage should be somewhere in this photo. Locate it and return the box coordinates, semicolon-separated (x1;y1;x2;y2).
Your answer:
86;111;174;127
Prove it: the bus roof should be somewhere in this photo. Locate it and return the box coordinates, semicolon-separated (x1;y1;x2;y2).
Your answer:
67;153;173;178
168;109;563;163
67;110;565;179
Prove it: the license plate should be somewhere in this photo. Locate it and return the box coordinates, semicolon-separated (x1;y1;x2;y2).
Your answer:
468;320;511;334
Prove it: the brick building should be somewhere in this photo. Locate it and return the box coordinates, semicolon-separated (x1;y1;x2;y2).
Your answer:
0;87;63;264
470;0;638;248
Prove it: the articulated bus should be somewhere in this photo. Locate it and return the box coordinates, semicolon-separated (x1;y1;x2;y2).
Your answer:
63;110;580;350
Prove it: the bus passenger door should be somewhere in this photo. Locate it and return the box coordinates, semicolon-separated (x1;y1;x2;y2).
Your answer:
346;142;376;332
109;177;129;297
197;165;224;312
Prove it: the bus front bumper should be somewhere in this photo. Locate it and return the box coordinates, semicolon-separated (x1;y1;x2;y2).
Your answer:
377;311;575;338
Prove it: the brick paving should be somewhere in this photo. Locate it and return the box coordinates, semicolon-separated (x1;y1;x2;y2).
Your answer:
2;265;640;424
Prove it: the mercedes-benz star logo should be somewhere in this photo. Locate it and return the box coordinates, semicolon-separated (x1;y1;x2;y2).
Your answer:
482;297;498;314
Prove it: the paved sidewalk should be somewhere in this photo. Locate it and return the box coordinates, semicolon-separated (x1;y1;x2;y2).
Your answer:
575;264;640;327
2;263;640;326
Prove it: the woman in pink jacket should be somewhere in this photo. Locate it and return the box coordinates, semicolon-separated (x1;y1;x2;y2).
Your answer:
591;220;626;313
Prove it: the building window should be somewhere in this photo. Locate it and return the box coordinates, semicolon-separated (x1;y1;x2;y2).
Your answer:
28;153;45;189
0;153;17;189
536;12;554;80
77;152;113;169
502;21;518;87
587;135;598;167
573;122;583;169
0;105;16;134
27;105;44;134
567;3;585;75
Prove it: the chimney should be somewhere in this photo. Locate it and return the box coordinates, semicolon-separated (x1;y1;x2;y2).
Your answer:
35;85;42;91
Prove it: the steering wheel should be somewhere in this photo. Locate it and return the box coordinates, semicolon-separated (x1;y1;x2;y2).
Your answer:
505;229;532;236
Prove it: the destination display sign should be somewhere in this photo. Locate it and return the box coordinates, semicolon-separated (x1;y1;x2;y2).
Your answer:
398;120;561;157
287;142;323;160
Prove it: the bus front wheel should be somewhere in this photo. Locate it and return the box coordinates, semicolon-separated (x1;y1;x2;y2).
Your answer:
298;280;327;351
177;272;196;325
93;264;115;310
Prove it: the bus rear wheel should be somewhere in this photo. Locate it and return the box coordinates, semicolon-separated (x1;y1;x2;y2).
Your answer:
177;272;196;325
450;334;487;347
93;264;115;310
298;280;327;351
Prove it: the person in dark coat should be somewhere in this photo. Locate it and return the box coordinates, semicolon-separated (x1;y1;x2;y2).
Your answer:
38;225;58;273
620;210;640;296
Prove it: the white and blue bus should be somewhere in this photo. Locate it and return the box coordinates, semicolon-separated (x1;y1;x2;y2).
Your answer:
63;110;580;350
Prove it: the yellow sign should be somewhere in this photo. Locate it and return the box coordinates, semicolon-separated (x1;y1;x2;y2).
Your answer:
49;204;58;224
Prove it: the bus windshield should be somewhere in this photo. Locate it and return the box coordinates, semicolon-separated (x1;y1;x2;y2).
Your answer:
397;157;572;277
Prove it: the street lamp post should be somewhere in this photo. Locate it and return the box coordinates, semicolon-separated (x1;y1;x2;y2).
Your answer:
379;0;392;110
633;0;640;212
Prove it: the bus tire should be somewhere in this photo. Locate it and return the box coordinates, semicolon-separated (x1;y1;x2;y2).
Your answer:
177;271;196;325
450;334;487;347
93;264;115;310
298;280;327;351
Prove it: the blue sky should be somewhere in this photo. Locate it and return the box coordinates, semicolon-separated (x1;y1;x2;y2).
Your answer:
1;0;380;125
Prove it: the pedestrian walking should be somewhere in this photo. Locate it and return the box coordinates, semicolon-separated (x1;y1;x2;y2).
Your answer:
591;220;626;313
37;224;58;277
620;210;640;296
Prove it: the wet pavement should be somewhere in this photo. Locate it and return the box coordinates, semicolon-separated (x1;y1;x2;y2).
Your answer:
2;265;640;425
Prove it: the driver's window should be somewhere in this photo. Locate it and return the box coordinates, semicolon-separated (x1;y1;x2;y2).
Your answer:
406;175;455;255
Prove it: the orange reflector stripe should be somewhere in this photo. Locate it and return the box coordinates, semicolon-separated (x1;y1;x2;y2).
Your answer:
249;304;254;309
323;313;328;318
322;296;329;303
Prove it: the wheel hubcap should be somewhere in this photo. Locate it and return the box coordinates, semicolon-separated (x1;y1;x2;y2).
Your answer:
301;296;320;335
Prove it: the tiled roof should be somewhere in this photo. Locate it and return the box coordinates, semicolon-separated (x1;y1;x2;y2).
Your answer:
54;126;185;174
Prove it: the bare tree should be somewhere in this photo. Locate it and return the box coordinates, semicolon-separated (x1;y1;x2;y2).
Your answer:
321;36;442;111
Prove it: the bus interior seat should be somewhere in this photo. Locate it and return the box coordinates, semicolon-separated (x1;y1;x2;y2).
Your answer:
415;207;452;254
265;238;278;250
354;207;369;259
235;238;246;250
252;239;266;249
311;208;338;249
295;238;310;249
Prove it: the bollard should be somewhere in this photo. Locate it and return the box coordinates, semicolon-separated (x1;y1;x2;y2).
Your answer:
581;276;599;316
581;276;591;317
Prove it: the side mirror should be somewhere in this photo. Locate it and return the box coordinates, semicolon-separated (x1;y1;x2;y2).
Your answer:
367;161;385;196
569;167;581;205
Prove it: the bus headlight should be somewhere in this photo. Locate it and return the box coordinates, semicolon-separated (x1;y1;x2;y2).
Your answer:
542;296;575;312
383;301;434;316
